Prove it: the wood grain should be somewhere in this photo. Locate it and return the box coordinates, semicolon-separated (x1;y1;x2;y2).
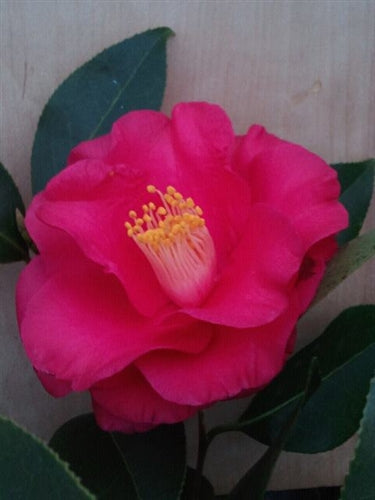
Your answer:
1;0;374;493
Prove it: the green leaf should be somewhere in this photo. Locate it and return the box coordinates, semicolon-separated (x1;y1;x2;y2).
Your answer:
0;162;29;262
332;159;374;245
239;305;375;453
49;413;137;499
181;467;215;500
112;423;186;500
340;374;375;500
0;415;93;499
229;358;321;500
313;229;375;304
31;27;174;194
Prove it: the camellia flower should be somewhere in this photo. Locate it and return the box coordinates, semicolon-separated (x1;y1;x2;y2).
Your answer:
16;102;347;432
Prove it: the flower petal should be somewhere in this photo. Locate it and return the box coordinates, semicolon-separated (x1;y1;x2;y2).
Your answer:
294;236;338;313
92;403;154;433
17;256;212;391
184;204;304;328
27;159;172;317
235;126;348;249
234;125;283;177
171;102;252;267
91;366;197;432
137;300;300;406
68;133;112;165
107;110;175;171
35;370;72;397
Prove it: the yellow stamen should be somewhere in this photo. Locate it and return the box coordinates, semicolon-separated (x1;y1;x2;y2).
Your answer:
125;185;216;306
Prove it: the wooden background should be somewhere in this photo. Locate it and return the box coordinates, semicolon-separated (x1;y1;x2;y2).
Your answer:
1;0;374;493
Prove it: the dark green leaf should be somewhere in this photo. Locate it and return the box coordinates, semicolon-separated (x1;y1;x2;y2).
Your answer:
181;467;215;500
0;415;93;499
31;27;174;194
239;305;375;453
229;358;321;500
313;229;375;304
0;162;29;262
332;159;374;245
340;373;375;500
49;413;137;499
112;423;186;500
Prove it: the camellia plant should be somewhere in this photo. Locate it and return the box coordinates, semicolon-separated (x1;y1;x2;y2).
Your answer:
0;28;374;500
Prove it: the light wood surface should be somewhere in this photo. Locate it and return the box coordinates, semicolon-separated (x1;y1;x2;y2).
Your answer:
1;0;374;493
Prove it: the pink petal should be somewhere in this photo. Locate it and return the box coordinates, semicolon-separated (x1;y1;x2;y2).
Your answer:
93;403;155;433
137;299;300;406
235;127;348;249
184;204;304;328
17;256;213;391
27;110;180;317
107;110;175;171
91;366;197;432
294;236;338;313
171;102;252;267
68;133;112;165
35;370;72;397
233;125;283;177
27;160;172;317
25;193;83;265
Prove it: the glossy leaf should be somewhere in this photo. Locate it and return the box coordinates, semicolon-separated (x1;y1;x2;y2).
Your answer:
229;358;321;500
0;162;29;262
49;413;137;499
0;415;93;499
313;229;375;304
332;159;374;245
340;374;375;500
239;306;375;453
112;423;186;500
31;27;174;194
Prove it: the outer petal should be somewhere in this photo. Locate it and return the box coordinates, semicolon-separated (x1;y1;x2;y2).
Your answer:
93;403;154;433
184;204;304;328
25;192;83;266
235;126;348;250
294;236;338;313
137;299;300;406
91;367;197;432
171;102;252;267
17;256;213;391
107;110;175;171
27;160;171;317
233;125;283;177
35;371;72;397
68;133;112;165
28;110;179;317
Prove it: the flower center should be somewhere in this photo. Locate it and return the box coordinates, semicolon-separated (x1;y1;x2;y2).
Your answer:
125;185;216;307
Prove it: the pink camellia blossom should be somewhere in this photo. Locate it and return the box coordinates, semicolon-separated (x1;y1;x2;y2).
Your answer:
16;102;347;432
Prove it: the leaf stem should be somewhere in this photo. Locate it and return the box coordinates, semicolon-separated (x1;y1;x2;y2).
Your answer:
192;411;208;500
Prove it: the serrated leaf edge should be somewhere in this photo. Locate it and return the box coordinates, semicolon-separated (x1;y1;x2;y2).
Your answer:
339;373;375;500
0;415;95;499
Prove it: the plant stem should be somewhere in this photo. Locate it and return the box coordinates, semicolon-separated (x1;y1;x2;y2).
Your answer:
192;410;208;500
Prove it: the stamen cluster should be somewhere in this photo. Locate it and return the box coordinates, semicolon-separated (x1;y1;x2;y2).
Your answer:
125;185;205;252
124;185;216;307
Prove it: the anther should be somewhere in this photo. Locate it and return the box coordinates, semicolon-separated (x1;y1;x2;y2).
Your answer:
125;185;216;307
